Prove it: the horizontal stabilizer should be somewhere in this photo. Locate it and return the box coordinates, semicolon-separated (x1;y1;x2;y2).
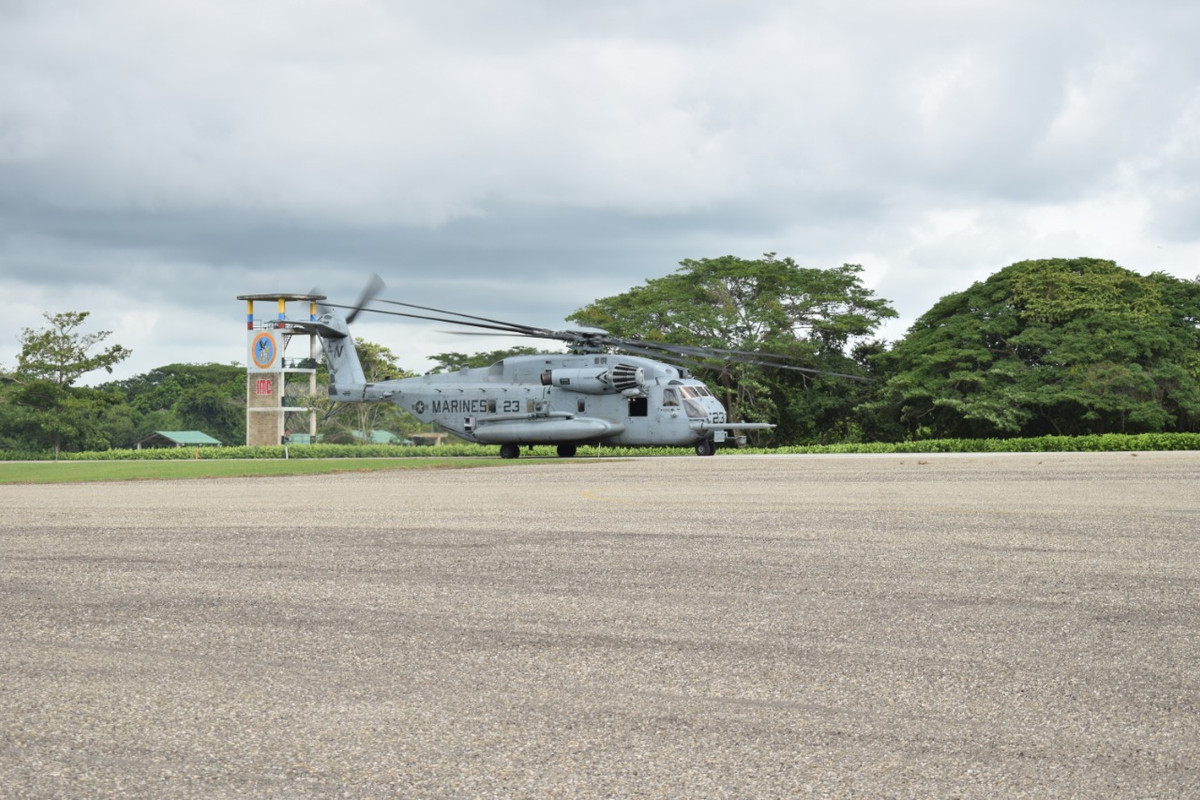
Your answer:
283;321;348;340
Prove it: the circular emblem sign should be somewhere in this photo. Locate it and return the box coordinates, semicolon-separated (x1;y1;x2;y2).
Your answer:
251;331;277;369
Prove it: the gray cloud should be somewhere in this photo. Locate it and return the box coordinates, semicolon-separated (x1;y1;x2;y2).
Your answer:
2;0;1198;380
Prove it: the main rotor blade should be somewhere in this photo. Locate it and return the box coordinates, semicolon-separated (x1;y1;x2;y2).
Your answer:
325;302;555;337
440;330;536;337
374;298;552;338
611;338;871;381
329;290;869;382
438;330;707;372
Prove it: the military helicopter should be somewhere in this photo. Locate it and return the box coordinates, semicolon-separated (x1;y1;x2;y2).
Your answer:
288;277;865;458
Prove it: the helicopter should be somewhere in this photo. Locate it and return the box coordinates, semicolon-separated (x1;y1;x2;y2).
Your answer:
287;277;866;458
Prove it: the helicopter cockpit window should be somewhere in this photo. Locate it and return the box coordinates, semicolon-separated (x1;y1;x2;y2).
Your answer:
678;386;711;418
662;388;680;407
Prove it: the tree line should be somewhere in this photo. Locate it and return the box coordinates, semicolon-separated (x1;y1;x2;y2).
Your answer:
3;256;1198;454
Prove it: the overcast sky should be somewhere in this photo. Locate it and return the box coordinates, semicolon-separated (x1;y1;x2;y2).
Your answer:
2;0;1198;383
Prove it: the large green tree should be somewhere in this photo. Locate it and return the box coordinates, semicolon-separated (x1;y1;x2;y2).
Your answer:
566;254;896;442
1;382;123;454
870;258;1200;438
2;311;133;453
108;363;246;446
16;311;131;385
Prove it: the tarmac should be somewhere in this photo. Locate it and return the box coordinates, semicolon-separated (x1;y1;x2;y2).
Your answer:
1;451;1198;798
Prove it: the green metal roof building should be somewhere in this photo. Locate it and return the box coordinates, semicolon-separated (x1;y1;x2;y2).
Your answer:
135;431;223;449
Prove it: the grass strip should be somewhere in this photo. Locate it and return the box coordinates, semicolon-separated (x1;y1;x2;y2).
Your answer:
0;458;506;484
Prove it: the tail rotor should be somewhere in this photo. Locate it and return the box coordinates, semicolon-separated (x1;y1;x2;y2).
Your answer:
346;274;386;324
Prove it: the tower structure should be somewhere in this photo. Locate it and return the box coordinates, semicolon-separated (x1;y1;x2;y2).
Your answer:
236;293;325;446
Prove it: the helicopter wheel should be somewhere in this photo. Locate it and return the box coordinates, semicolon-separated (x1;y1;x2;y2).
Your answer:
556;444;578;458
499;443;521;459
695;438;717;456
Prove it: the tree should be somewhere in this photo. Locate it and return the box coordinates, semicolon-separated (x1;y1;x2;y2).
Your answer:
869;258;1200;438
566;254;896;441
428;346;547;372
15;312;131;386
1;312;132;454
2;381;122;454
105;363;246;446
174;385;243;445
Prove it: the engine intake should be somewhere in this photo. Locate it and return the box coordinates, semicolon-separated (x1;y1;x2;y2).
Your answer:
541;364;646;395
609;362;644;393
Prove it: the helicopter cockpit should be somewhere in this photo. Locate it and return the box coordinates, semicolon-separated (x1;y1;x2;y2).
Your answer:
663;383;723;421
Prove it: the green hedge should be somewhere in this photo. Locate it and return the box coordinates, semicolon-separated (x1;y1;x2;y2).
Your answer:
760;432;1200;455
3;432;1199;462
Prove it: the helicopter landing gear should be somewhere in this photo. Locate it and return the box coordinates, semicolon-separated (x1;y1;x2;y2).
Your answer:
499;443;521;459
695;438;717;456
556;444;578;458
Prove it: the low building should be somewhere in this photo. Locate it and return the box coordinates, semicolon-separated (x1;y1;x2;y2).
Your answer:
135;431;223;449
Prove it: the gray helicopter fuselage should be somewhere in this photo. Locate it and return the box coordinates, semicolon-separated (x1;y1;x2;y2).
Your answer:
350;352;732;447
297;305;771;456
